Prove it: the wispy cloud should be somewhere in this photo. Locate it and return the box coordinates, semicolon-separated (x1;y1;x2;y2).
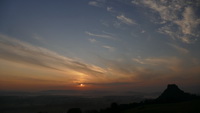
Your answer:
132;57;184;75
88;38;97;43
113;21;122;28
175;7;200;36
141;30;145;33
100;56;200;88
117;14;136;25
86;31;116;40
168;43;189;54
88;1;101;7
132;0;200;43
132;57;181;66
132;0;188;23
132;58;145;64
102;45;115;52
107;7;115;12
32;33;46;43
0;34;107;84
1;34;200;90
88;0;105;7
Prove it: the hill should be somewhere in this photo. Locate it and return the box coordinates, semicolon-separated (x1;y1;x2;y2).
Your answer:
99;84;200;113
156;84;198;103
123;99;200;113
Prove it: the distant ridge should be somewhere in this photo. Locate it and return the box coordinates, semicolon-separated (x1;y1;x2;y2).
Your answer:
156;84;197;103
97;84;200;113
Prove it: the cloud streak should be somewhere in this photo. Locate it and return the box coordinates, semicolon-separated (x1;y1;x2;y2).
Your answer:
102;45;115;52
86;31;116;40
132;0;200;43
1;34;199;91
100;56;200;88
175;7;200;41
117;14;136;25
107;7;114;12
88;0;106;8
168;43;189;54
88;38;97;43
88;1;102;7
0;34;107;84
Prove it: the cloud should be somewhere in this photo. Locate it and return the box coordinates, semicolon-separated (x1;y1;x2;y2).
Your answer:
132;57;180;65
86;31;116;40
132;58;145;64
132;57;182;73
0;34;107;84
131;0;139;5
88;38;97;43
32;33;45;43
175;7;200;36
107;7;115;12
141;30;145;33
132;0;200;43
88;1;101;7
158;24;178;39
168;43;189;54
88;0;105;7
132;0;184;22
142;57;180;66
113;21;121;28
102;45;115;52
1;34;200;90
117;14;136;25
92;56;200;90
107;7;112;11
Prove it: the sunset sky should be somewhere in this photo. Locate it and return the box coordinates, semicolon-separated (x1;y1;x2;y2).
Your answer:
0;0;200;93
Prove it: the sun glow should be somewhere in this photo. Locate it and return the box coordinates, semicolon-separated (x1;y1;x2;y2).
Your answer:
79;83;85;87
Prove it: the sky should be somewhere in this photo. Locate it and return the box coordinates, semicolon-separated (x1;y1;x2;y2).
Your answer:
0;0;200;93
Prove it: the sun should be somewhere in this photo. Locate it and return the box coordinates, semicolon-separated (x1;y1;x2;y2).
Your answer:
79;83;85;87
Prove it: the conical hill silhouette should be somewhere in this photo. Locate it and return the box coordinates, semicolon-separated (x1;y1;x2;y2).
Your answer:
156;84;197;103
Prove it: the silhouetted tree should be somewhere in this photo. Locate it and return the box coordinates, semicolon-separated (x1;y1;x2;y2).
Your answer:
67;108;82;113
85;109;99;113
110;102;118;109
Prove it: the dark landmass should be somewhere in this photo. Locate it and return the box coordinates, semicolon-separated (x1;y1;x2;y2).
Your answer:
0;84;199;113
0;94;143;113
156;84;198;103
123;99;200;113
98;84;200;113
0;90;158;97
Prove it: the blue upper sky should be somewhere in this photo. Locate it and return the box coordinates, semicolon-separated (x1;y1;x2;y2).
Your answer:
0;0;200;92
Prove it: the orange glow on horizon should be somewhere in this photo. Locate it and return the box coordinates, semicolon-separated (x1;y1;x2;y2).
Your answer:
79;83;85;87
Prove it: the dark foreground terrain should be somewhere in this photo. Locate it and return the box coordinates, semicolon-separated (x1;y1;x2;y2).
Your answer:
0;95;142;113
99;84;200;113
123;99;200;113
0;84;199;113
